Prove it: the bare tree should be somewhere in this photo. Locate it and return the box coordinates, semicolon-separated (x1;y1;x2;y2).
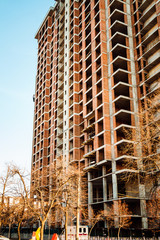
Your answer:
1;161;87;240
147;187;160;233
13;195;33;240
1;163;81;240
0;166;13;233
49;163;88;240
5;201;16;238
86;205;113;238
103;207;114;239
87;206;114;238
114;200;132;239
74;166;88;240
120;91;160;182
88;208;104;237
29;160;84;240
119;92;160;230
0;165;32;240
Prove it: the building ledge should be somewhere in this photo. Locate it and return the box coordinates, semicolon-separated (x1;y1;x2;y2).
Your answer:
35;7;55;39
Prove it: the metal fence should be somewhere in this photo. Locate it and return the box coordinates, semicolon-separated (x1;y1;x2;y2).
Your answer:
2;232;160;240
89;238;160;240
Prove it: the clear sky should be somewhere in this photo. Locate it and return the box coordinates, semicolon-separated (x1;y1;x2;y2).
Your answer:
0;0;55;174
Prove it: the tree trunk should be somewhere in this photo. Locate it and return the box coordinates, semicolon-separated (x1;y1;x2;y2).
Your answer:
8;223;11;239
18;222;21;240
65;210;68;240
0;221;2;234
107;221;110;239
118;227;121;240
41;221;45;240
76;206;80;240
107;228;110;239
76;173;80;240
88;223;96;237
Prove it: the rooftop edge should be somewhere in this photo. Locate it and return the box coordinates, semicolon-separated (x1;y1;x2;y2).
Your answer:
35;2;58;40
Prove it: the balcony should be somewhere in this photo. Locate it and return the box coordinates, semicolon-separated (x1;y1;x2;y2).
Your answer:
115;154;137;162
110;31;128;48
139;0;153;12
57;130;63;138
59;54;64;63
114;138;133;147
69;120;73;128
109;0;124;12
83;150;96;158
150;81;160;92
82;137;94;146
114;109;134;126
110;20;128;36
58;89;64;99
59;3;65;15
82;124;95;133
58;80;64;89
58;71;64;81
59;37;64;46
57;108;63;117
57;119;63;128
57;140;63;148
142;39;160;59
140;12;157;36
59;63;64;72
112;56;130;71
110;9;125;24
111;43;128;59
113;95;132;113
57;99;63;108
141;25;158;46
112;68;130;85
113;81;131;97
139;1;155;23
144;65;160;84
143;51;160;72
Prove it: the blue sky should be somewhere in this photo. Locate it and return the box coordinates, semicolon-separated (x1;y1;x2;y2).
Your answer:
0;0;55;173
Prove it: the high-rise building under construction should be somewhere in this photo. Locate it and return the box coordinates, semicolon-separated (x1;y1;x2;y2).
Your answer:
31;0;160;230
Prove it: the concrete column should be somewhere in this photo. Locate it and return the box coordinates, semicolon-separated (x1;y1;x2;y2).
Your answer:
103;166;108;229
88;172;93;221
104;203;107;228
104;0;118;202
139;184;148;229
63;0;70;164
104;3;119;231
126;0;148;229
88;172;93;204
102;166;107;202
112;173;118;199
